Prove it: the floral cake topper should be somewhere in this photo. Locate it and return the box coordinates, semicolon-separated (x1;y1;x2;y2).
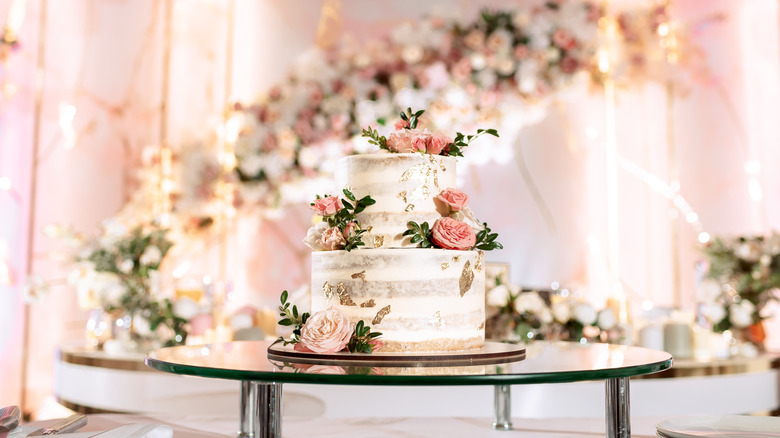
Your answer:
362;108;499;157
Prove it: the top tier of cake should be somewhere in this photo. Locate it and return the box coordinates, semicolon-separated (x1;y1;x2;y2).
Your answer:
334;153;457;248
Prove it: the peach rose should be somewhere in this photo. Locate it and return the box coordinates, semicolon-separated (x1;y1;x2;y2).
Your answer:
343;221;358;239
297;308;354;353
386;129;417;153
436;188;469;212
387;128;431;153
311;196;343;216
431;217;476;250
427;134;452;155
319;226;346;251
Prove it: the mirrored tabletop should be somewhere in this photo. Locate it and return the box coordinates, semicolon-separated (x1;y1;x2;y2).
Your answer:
145;340;672;386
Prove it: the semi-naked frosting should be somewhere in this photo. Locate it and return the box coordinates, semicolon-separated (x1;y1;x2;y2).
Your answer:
311;248;486;352
335;153;457;248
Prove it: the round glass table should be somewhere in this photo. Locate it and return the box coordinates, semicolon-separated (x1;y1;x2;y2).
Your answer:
145;340;672;438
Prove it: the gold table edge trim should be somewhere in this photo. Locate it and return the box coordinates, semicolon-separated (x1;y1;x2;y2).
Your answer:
58;348;151;372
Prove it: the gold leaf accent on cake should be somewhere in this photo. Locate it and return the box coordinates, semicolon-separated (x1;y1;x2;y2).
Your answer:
367;226;373;232
360;299;376;308
459;260;474;297
478;321;485;330
322;282;334;302
336;282;357;306
429;155;440;190
437;156;447;171
405;204;415;212
441;262;449;270
475;251;484;272
397;191;408;203
372;305;391;325
351;270;367;282
451;255;461;263
373;236;384;247
430;311;442;327
399;162;428;182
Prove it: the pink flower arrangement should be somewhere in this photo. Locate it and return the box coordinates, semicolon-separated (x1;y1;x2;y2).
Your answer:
431;217;477;250
385;127;452;155
294;308;354;353
311;196;343;216
436;188;469;213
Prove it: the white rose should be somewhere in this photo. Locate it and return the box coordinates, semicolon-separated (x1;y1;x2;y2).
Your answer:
140;245;163;266
132;313;152;336
119;258;135;274
551;300;571;323
303;221;329;251
702;303;726;324
573;302;597;326
514;291;545;315
538;307;553;325
729;301;756;328
486;285;511;307
97;273;126;308
173;296;199;320
597;308;617;331
298;308;354;353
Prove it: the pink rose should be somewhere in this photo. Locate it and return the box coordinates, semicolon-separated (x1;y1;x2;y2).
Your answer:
386;129;416;153
311;196;343;216
343;221;358;239
297;308;354;353
387;128;433;153
431;217;476;250
427;134;452;155
560;56;579;74
394;119;410;130
319;226;346;251
552;29;577;50
411;133;430;152
436;188;469;212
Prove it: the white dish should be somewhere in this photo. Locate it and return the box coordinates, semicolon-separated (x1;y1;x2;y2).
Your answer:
657;415;780;438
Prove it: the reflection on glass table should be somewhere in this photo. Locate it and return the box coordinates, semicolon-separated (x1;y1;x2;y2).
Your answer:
145;340;672;438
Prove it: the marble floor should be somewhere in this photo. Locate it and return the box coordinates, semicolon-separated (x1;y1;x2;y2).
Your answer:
18;414;667;437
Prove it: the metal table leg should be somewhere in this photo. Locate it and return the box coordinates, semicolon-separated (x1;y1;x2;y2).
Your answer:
492;384;513;430
605;377;630;438
238;381;282;438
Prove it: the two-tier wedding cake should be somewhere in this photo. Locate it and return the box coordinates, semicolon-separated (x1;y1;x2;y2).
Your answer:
301;109;502;353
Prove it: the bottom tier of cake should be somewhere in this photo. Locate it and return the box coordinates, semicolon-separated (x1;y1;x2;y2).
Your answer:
310;248;486;352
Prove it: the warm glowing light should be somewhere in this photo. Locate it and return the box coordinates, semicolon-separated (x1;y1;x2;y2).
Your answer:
0;177;10;191
6;0;28;35
59;102;77;150
744;160;761;175
748;178;763;201
685;212;699;224
642;300;654;311
657;23;670;37
597;49;611;73
585;126;599;139
172;261;192;279
698;232;711;244
220;152;237;170
1;83;18;99
550;281;560;290
224;114;244;144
